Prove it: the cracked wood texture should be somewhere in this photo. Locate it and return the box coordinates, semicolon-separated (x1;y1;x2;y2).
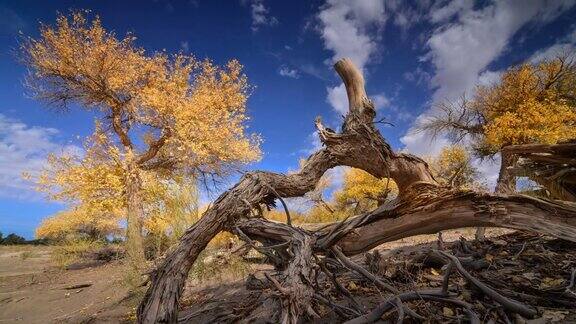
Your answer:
505;142;576;201
137;57;436;324
137;58;576;323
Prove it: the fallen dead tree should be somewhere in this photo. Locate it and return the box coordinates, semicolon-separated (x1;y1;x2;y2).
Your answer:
505;142;576;202
175;231;576;323
137;58;576;323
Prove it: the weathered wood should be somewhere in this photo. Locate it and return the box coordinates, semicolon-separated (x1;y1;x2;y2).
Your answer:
235;190;576;257
505;142;576;202
437;250;537;318
137;164;336;323
137;58;576;324
332;190;576;255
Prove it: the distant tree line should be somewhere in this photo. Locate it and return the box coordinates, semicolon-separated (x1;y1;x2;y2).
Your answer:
0;231;48;245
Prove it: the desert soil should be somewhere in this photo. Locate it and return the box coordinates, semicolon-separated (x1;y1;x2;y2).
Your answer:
0;245;134;323
0;227;510;323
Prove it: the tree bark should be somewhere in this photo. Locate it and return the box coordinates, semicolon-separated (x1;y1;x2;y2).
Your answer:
495;149;518;194
332;190;576;255
137;152;338;323
476;149;518;240
504;142;576;201
125;161;146;268
234;189;576;257
137;58;576;323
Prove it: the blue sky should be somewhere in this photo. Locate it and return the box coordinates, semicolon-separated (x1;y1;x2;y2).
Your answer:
1;0;575;238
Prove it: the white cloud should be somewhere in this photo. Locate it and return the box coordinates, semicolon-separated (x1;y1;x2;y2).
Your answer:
372;93;390;109
529;24;576;62
278;65;300;79
402;0;575;158
0;114;80;200
429;0;474;23
318;0;386;72
400;127;450;157
388;0;429;31
472;154;501;191
326;84;348;115
424;0;575;105
531;43;575;63
477;70;503;86
298;63;330;81
318;0;388;114
303;131;324;156
323;166;346;198
403;66;431;85
248;0;278;32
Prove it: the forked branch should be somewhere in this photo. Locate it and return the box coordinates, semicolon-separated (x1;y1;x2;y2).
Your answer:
137;58;576;324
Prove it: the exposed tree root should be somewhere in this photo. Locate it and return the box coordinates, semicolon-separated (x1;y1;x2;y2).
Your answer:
137;58;576;323
437;250;537;318
175;231;576;323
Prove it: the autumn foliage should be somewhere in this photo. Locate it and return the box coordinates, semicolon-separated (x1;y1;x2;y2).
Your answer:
429;145;481;190
23;12;260;264
478;58;576;154
334;168;397;213
423;55;576;157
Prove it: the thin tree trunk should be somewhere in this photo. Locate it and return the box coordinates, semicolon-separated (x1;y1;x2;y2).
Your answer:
476;149;518;240
126;161;146;268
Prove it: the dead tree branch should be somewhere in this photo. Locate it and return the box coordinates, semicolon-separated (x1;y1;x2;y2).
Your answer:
137;58;576;324
437;250;538;318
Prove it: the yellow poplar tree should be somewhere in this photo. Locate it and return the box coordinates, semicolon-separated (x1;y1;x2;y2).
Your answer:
421;55;576;194
33;126;200;252
429;145;481;190
144;176;201;257
36;207;122;241
333;168;397;214
22;12;261;266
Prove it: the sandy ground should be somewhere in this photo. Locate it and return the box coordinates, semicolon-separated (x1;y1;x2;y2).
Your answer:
0;245;133;323
0;228;511;323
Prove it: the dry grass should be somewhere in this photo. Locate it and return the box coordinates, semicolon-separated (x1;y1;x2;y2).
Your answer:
378;227;513;251
51;239;104;268
19;250;36;260
189;249;253;285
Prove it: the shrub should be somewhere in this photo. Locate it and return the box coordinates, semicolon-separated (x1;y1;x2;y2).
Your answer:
189;249;252;284
51;239;104;268
20;250;36;260
1;233;26;245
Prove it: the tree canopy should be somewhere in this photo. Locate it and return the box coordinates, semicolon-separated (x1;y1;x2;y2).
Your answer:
421;55;576;157
429;145;481;190
23;12;261;263
334;168;397;213
23;12;261;175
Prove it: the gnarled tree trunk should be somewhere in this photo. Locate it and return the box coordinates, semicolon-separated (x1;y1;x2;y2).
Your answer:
125;161;146;268
137;58;576;324
506;142;576;201
476;148;519;240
